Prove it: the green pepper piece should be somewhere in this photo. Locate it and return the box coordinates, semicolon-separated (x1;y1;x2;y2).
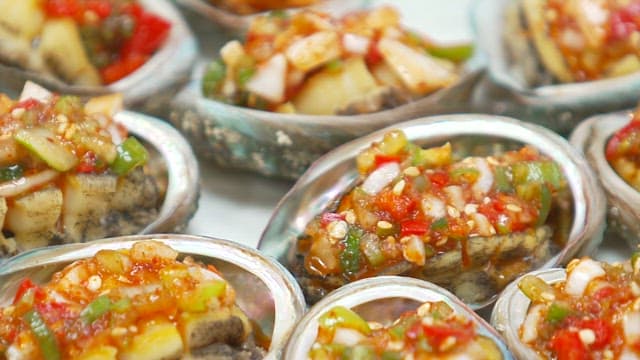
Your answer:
342;345;375;360
319;306;371;335
449;167;479;183
381;351;403;360
181;281;227;313
536;185;552;226
202;59;226;97
494;166;512;193
539;161;563;190
362;235;385;267
325;59;344;73
0;164;23;181
112;298;131;313
54;96;81;116
546;302;571;324
388;323;406;340
110;137;148;175
268;9;289;19
236;66;255;87
426;43;474;62
512;162;544;185
430;217;448;230
518;275;554;303
340;227;362;275
81;295;112;324
24;310;61;360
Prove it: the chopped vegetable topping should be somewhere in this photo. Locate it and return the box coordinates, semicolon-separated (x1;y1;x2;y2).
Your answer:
527;0;640;82
309;301;503;359
295;130;571;304
519;256;640;359
0;241;265;359
607;107;640;191
202;6;470;114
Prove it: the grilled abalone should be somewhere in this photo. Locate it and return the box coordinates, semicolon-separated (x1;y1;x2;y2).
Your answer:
0;83;163;258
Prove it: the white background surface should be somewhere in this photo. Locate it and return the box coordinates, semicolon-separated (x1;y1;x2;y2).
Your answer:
184;0;627;261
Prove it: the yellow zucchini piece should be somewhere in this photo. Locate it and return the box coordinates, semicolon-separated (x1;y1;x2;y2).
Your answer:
120;322;184;360
77;346;117;360
62;174;116;242
39;19;101;86
0;0;45;40
292;57;380;115
522;0;574;82
84;94;124;118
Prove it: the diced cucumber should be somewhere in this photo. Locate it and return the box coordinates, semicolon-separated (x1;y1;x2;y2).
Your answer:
14;128;77;171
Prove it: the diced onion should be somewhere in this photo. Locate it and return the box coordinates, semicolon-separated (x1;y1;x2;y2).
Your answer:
624;312;640;343
19;81;52;103
342;33;370;55
402;235;426;266
0;170;59;198
421;194;445;219
620;347;640;360
245;54;287;103
444;185;465;211
521;304;544;343
471;158;493;196
332;327;366;346
361;162;400;195
565;259;605;297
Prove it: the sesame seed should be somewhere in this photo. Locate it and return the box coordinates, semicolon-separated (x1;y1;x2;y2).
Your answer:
56;122;68;135
87;275;102;292
464;203;478;215
633;298;640;312
436;237;448;246
483;197;491;204
328;220;348;240
506;204;522;212
387;341;403;351
421;316;434;326
399;236;410;244
417;302;432;317
578;329;595;345
439;336;457;352
403;166;420;177
447;206;460;218
56;114;69;123
393;180;406;195
466;220;475;229
632;282;640;297
111;327;127;336
128;325;138;333
486;156;499;166
541;292;556;302
64;124;76;139
377;220;393;230
604;350;614;359
11;108;25;119
341;210;356;224
368;322;384;330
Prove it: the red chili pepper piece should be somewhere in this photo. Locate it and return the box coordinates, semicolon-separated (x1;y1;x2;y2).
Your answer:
13;278;38;304
400;219;429;237
374;154;401;167
12;98;41;111
549;329;589;360
100;53;148;84
428;171;449;188
85;0;112;18
575;318;612;350
422;320;474;351
376;190;416;221
45;0;82;18
606;119;640;160
76;151;97;173
120;7;171;58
